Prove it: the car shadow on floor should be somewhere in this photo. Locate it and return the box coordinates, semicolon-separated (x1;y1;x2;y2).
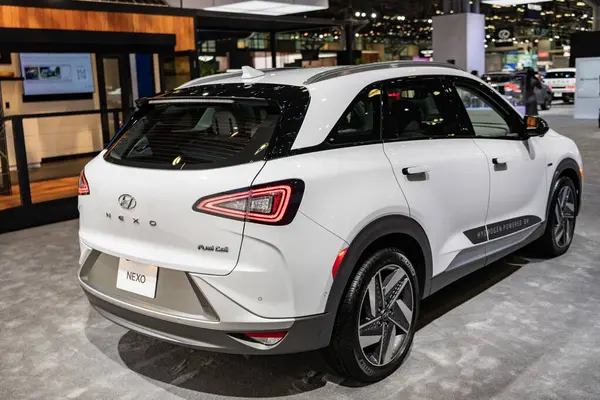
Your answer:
86;251;539;398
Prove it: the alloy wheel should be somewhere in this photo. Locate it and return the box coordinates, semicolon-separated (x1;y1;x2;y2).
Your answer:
358;265;414;367
554;185;576;248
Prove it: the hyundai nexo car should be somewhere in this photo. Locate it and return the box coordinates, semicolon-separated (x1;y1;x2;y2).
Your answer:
78;62;583;382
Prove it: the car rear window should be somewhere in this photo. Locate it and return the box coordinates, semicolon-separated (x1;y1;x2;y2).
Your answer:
105;98;282;169
546;71;575;79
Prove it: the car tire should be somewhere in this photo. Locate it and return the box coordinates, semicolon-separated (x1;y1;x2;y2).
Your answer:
324;247;420;383
533;176;577;257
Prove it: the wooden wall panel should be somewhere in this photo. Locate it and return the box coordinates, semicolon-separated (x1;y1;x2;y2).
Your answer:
0;6;194;51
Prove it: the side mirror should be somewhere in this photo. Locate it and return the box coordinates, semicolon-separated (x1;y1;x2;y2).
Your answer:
522;115;549;138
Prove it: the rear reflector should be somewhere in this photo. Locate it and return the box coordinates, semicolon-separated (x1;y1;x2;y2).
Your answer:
243;331;287;346
331;248;348;278
193;179;305;225
78;169;90;195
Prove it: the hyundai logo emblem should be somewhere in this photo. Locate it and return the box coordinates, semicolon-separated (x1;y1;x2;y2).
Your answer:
118;194;137;210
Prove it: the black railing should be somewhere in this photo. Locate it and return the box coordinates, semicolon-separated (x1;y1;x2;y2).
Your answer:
0;108;123;206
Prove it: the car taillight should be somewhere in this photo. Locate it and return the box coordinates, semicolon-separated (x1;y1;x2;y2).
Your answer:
566;85;576;90
78;169;90;195
193;179;305;225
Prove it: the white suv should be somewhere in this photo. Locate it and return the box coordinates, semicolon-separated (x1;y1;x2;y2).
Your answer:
545;68;576;103
78;62;583;382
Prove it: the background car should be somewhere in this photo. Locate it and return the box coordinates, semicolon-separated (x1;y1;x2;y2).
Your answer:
544;68;576;103
483;71;554;110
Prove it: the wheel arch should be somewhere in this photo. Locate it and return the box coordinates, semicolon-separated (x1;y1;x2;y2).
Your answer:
548;158;582;218
317;215;433;347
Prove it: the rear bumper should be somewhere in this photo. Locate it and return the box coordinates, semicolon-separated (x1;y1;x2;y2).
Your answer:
78;249;331;354
552;89;575;96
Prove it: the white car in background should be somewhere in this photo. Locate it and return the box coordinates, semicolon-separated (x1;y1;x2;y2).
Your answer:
77;63;583;383
545;68;576;103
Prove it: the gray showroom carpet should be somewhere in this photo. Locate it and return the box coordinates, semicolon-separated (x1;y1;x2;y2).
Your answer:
1;105;600;400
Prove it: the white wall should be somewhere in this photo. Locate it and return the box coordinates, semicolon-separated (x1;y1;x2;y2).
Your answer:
432;13;485;75
0;53;102;169
574;57;600;119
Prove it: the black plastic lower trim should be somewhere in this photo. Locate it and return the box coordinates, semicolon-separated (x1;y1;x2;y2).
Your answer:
430;222;545;295
85;292;330;355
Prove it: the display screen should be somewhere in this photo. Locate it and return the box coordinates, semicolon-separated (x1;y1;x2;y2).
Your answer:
20;53;95;97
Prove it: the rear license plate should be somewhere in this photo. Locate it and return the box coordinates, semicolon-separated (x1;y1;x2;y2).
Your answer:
116;259;158;298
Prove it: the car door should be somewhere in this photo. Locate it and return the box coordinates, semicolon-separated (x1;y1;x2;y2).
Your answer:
382;77;491;278
450;77;547;262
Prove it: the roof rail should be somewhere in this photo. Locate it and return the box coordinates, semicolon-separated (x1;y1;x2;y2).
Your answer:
303;61;463;85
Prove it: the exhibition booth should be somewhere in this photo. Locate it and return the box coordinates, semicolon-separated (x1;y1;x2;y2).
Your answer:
0;2;195;232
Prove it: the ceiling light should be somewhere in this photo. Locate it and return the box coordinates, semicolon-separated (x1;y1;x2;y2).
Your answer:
203;0;328;15
577;1;585;5
481;0;551;4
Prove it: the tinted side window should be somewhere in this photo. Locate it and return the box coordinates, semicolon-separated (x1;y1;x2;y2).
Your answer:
383;78;463;140
456;87;512;137
326;86;381;145
453;81;522;138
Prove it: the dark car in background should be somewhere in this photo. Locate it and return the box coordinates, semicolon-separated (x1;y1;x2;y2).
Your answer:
482;71;554;110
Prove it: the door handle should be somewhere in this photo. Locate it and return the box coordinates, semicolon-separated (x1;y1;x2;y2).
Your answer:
402;165;430;176
492;157;507;165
